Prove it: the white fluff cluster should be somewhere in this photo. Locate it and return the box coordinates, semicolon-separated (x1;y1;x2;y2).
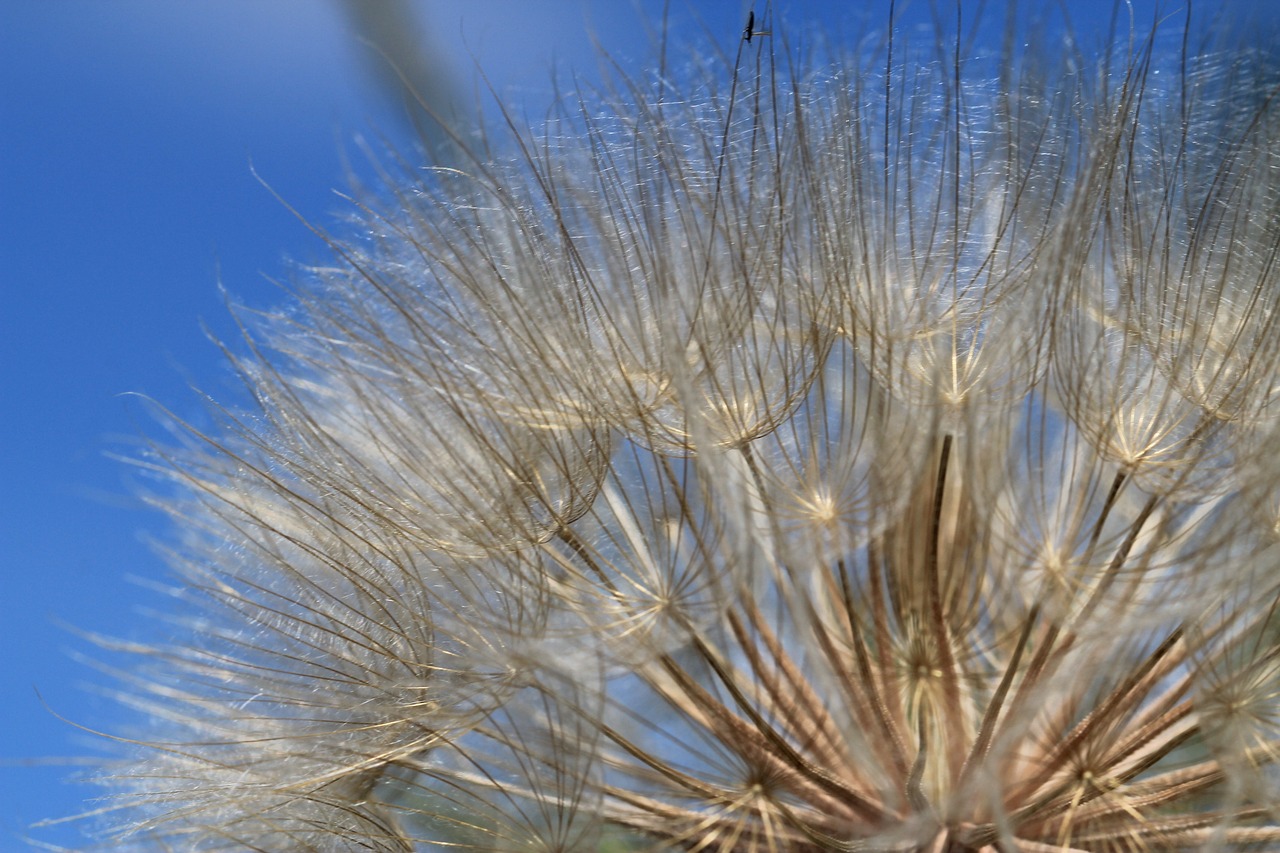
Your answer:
84;6;1280;852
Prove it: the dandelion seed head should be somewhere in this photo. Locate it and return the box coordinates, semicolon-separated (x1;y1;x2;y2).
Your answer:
62;3;1280;851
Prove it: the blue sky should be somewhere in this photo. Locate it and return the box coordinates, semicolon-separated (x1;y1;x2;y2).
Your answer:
1;2;754;847
3;1;1274;849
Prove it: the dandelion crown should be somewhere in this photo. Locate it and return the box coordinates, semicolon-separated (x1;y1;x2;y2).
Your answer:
77;3;1280;851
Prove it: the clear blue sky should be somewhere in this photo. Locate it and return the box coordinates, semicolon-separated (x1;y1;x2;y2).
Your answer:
0;2;751;847
3;1;1273;849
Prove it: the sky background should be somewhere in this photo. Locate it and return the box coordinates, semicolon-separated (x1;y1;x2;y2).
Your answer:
3;1;1275;850
0;3;751;847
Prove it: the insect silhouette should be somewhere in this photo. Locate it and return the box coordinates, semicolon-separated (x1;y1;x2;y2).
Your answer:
743;10;770;43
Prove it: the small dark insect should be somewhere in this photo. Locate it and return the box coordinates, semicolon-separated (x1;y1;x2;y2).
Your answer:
743;11;770;43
